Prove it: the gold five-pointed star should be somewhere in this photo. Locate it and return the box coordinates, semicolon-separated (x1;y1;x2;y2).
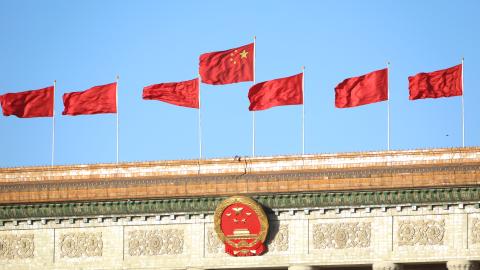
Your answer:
239;50;248;59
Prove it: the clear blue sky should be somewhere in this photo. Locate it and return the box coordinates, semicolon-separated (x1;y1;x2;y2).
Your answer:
0;0;478;167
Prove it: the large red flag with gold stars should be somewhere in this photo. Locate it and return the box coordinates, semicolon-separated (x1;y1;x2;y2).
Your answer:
199;43;254;85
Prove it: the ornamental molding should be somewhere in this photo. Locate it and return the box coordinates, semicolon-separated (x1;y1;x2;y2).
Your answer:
207;224;289;255
267;224;289;252
206;227;223;254
127;229;184;256
59;232;103;258
1;187;479;220
312;222;371;249
1;164;478;194
471;218;480;244
2;147;477;182
0;234;34;260
397;219;445;246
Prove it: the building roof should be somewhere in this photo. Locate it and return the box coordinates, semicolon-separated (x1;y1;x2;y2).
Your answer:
1;147;479;205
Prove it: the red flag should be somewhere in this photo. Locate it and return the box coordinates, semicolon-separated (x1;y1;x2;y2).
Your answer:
143;78;199;109
408;64;462;100
63;82;117;116
335;68;388;108
199;43;254;85
248;73;303;111
0;86;54;118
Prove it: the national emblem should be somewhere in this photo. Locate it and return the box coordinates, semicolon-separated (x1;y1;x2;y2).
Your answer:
214;196;269;256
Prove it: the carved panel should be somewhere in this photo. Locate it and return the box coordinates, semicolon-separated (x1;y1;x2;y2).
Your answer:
206;228;223;254
59;232;103;258
128;229;183;256
0;234;34;260
313;222;371;249
397;219;445;246
268;225;289;252
471;218;480;244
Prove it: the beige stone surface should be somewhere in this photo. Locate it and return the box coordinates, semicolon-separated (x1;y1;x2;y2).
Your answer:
1;147;479;183
1;204;480;269
2;147;480;204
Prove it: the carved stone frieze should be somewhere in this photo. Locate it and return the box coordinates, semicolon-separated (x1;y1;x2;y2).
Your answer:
2;187;480;220
312;222;371;249
128;229;183;256
471;218;480;244
59;232;103;258
0;234;34;260
397;219;445;246
206;228;223;254
268;225;289;252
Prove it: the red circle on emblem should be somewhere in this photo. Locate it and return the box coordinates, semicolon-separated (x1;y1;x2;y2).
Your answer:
214;196;269;256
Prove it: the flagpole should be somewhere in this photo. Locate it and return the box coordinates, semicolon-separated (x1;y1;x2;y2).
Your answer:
387;62;390;151
198;76;202;159
302;66;305;155
51;80;56;166
252;36;256;157
116;75;119;164
461;57;465;147
252;111;255;157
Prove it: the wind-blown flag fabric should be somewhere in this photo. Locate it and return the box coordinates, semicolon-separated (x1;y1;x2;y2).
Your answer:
143;78;199;109
0;86;54;118
62;82;117;116
199;43;254;85
335;68;388;108
408;64;462;100
248;73;303;111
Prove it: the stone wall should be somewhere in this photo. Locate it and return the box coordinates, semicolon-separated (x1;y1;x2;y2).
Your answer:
1;202;479;270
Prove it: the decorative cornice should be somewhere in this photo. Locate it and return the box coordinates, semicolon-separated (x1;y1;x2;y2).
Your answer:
1;147;479;183
0;187;479;220
1;147;480;204
0;163;478;194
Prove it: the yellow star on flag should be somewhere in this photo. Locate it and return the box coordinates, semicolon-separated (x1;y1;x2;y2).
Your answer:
239;50;248;59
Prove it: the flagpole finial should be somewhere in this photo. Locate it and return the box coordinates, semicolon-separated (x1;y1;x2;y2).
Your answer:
54;80;56;83
462;57;464;62
302;66;305;71
116;75;120;80
254;36;256;40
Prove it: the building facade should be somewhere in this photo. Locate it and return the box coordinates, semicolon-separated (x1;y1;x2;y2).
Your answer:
0;147;479;270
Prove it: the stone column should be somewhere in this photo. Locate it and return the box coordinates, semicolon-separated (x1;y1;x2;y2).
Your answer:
447;260;479;270
289;265;314;270
372;262;402;270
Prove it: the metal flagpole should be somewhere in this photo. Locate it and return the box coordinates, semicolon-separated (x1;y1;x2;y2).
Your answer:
387;62;390;151
252;111;255;157
116;75;119;164
302;66;305;155
51;80;56;166
461;57;465;147
198;76;202;159
252;36;256;157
